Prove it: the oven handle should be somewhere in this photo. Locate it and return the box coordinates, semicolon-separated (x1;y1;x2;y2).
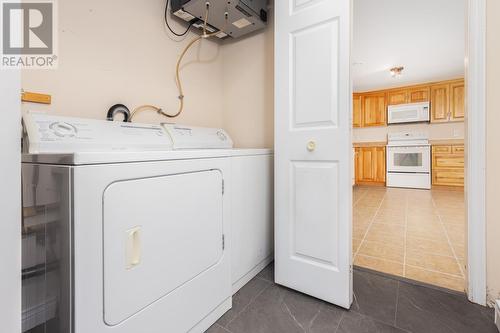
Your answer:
387;171;430;174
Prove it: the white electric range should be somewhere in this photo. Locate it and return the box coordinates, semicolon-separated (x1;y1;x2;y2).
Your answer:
386;132;431;190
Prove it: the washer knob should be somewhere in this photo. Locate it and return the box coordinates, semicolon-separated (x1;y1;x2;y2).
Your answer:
50;122;77;137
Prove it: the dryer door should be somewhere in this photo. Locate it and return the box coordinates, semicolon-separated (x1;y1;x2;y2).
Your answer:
102;170;224;325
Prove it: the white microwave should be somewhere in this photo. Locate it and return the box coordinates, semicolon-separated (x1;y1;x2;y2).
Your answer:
387;102;430;124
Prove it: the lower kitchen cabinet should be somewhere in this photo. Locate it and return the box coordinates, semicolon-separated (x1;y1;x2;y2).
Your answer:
432;144;464;186
354;146;386;185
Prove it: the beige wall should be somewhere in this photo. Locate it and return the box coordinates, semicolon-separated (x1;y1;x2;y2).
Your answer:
221;17;275;148
21;0;276;148
353;122;464;143
21;0;225;128
486;0;500;305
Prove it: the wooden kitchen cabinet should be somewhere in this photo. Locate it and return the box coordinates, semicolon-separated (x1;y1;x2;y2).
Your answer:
354;146;386;185
408;86;430;103
430;83;450;123
450;81;465;120
353;78;463;128
387;86;430;106
387;89;408;106
374;147;386;182
432;144;464;187
353;94;362;128
362;93;386;127
430;79;465;123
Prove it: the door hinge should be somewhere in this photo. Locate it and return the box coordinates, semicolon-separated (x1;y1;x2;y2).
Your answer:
222;179;225;195
222;234;225;250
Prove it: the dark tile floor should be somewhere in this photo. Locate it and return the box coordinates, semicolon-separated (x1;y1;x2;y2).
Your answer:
206;263;497;333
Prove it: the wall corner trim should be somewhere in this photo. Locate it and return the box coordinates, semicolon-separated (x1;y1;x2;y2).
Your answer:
466;0;487;306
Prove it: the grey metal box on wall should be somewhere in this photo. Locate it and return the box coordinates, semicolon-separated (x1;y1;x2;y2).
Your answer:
171;0;268;39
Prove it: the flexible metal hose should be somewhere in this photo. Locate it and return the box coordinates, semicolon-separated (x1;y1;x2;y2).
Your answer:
130;2;228;121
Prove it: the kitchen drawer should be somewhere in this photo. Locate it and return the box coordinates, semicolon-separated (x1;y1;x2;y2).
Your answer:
432;169;464;186
452;145;464;154
432;145;452;154
433;155;464;168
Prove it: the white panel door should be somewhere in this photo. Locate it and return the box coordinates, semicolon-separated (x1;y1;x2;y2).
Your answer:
275;0;352;308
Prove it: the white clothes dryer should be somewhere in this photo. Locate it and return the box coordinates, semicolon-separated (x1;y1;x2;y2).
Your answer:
21;113;261;333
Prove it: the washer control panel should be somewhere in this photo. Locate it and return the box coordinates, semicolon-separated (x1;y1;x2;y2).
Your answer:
22;113;234;154
23;113;172;153
49;121;78;137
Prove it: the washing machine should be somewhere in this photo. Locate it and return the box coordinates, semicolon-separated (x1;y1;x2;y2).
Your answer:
21;113;241;333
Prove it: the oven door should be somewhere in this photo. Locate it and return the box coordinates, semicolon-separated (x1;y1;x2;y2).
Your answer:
387;145;430;173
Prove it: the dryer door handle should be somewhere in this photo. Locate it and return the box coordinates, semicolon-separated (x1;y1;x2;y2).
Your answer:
126;226;142;269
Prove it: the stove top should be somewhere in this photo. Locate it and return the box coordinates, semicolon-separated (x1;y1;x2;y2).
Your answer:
387;131;429;147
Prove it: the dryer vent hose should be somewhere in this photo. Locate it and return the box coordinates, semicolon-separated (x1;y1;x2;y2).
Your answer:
130;2;228;121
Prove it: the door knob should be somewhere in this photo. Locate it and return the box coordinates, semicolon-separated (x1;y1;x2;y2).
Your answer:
307;140;316;152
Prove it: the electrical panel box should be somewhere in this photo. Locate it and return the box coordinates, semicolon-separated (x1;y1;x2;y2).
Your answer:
171;0;268;39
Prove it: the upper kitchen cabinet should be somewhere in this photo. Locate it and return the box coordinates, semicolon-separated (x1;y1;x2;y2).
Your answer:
430;79;465;123
387;86;430;105
362;93;386;127
450;81;465;120
387;89;408;106
352;78;464;128
353;94;363;128
430;83;450;122
408;86;430;103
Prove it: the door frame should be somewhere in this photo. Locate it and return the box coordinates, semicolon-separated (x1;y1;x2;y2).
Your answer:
465;0;487;306
0;70;22;331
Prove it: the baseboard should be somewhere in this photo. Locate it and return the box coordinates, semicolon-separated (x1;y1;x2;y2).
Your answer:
432;185;465;192
189;297;232;333
232;255;274;294
355;181;386;187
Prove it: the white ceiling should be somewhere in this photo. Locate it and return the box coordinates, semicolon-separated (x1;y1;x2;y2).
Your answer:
353;0;466;92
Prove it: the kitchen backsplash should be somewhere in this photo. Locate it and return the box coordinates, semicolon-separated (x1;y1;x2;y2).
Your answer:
352;122;464;142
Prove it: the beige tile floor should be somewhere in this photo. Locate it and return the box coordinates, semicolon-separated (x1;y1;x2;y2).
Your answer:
353;186;466;292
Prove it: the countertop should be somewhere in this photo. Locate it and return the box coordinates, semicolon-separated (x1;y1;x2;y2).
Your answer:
429;139;464;145
353;141;387;147
353;139;464;147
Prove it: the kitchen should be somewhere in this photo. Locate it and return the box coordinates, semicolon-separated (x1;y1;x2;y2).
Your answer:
351;0;466;292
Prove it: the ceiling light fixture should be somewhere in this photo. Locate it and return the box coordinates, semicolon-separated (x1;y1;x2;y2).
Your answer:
390;66;404;77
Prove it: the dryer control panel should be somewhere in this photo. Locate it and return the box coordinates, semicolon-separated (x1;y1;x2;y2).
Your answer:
162;123;233;150
23;113;233;153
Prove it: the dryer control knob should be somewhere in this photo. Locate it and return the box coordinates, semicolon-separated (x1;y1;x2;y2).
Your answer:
217;130;227;141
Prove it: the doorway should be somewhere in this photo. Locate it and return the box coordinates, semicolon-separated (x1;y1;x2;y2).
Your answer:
275;0;486;310
351;0;468;292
